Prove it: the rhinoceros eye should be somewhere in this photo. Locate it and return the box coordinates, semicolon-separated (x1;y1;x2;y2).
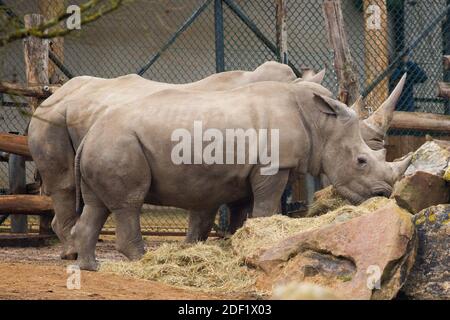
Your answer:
357;156;368;167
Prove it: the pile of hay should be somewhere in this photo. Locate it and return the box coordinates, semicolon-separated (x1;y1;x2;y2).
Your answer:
101;197;390;294
307;186;350;217
231;197;390;259
100;240;258;294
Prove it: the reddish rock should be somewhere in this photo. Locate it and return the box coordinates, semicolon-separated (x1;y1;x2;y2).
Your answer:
252;201;417;300
391;171;449;214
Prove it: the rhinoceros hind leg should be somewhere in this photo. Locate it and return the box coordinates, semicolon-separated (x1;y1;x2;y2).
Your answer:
49;189;78;260
72;205;109;271
114;207;146;260
185;208;218;243
250;169;289;218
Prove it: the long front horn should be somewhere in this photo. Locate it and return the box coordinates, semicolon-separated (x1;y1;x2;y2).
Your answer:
390;152;413;181
365;73;407;134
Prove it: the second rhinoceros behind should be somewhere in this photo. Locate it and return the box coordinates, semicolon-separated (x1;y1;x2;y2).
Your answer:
71;80;411;270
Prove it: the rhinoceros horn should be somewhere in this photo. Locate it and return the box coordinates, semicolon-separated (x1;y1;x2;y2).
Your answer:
364;74;407;135
390;152;413;181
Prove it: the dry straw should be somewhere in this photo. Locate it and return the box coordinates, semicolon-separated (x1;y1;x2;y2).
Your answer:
101;197;390;294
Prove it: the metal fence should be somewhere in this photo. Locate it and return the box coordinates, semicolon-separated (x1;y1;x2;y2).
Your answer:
1;0;449;234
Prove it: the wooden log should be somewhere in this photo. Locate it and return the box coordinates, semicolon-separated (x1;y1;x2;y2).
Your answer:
24;14;49;113
9;153;28;233
0;195;53;216
276;0;288;64
363;0;389;114
0;81;59;98
0;133;31;159
322;0;360;106
437;82;450;99
390;111;450;132
444;55;450;71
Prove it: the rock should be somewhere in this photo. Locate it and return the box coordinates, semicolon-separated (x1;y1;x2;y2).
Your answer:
232;197;391;259
307;186;350;217
401;205;450;300
272;282;340;300
391;171;449;214
405;140;449;177
252;201;417;300
444;166;450;182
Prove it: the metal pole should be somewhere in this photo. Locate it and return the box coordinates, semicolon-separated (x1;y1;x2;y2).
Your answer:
223;0;301;76
9;152;27;233
444;1;450;114
214;0;225;73
137;0;213;76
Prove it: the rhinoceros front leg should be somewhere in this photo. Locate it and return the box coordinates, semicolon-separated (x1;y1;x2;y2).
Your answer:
228;199;253;234
250;169;290;218
185;208;218;243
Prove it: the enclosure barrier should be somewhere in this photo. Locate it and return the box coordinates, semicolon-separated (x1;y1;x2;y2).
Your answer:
1;0;449;236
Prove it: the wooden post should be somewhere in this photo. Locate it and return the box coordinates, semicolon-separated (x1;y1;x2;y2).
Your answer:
9;152;27;233
363;0;389;116
322;0;360;106
276;0;288;64
39;0;66;84
23;14;53;235
23;14;49;113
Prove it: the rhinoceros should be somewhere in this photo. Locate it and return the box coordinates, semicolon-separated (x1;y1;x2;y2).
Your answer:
28;59;403;261
71;80;412;270
28;61;304;260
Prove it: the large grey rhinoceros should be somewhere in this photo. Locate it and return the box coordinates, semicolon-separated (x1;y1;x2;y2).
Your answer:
72;80;412;270
28;61;303;259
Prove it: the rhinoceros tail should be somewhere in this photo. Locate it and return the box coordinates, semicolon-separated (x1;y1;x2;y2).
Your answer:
74;135;86;216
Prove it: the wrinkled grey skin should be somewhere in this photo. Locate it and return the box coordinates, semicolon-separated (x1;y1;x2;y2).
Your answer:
73;81;411;270
28;61;298;260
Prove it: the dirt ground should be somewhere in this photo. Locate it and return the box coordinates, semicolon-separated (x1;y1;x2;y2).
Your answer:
0;237;248;300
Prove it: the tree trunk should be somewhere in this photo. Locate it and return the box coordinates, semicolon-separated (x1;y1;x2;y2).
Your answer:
23;14;49;113
322;0;360;106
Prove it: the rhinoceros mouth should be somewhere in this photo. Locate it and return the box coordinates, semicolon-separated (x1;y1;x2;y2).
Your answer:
335;185;366;205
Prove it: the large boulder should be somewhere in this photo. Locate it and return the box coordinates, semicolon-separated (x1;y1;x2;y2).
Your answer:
391;171;450;214
401;204;450;300
391;140;449;214
404;140;450;177
249;201;417;300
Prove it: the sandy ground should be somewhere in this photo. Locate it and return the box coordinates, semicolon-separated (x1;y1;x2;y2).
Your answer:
0;238;247;300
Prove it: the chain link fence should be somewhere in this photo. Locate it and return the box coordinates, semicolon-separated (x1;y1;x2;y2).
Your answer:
1;0;449;234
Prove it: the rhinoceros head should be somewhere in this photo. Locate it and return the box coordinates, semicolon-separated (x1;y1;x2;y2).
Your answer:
311;90;411;204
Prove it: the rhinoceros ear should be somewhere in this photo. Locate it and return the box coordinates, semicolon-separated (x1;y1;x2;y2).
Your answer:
304;69;326;84
313;93;351;119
